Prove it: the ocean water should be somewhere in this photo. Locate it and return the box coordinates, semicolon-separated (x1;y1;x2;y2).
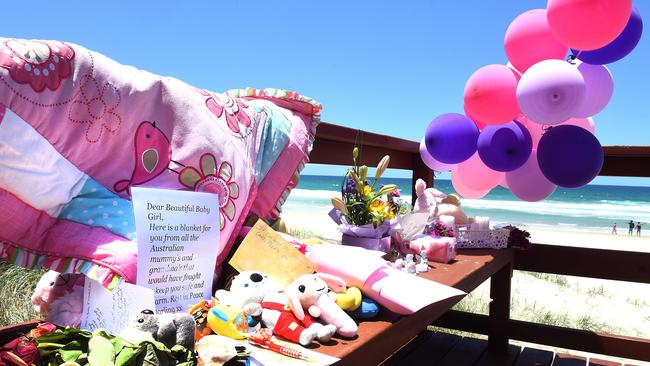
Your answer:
283;175;650;233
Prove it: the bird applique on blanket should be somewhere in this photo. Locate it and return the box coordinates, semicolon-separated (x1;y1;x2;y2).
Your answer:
0;38;321;289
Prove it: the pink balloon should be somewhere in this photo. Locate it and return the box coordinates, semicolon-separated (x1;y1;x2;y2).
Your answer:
464;64;521;126
547;0;633;50
455;152;503;191
574;63;614;118
505;9;568;73
506;62;523;78
517;60;585;125
451;168;491;199
499;175;509;189
561;117;596;134
518;115;546;149
464;105;487;131
419;138;455;172
506;150;557;202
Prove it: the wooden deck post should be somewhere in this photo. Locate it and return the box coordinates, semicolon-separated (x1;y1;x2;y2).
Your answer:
488;262;513;354
411;152;434;205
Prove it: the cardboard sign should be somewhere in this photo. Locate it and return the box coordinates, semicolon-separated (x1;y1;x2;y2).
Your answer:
80;277;155;335
132;187;221;313
229;220;316;286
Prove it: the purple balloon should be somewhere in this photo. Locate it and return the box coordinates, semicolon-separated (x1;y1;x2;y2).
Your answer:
517;60;586;125
572;8;643;65
425;113;479;164
419;138;455;172
537;125;604;188
506;150;557;201
477;121;532;172
574;63;614;118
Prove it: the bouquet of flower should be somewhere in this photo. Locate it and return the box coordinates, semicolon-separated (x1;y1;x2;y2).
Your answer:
425;220;455;238
329;147;403;252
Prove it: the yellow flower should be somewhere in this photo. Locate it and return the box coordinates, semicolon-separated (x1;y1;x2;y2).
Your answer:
383;205;395;220
362;186;372;197
369;199;386;212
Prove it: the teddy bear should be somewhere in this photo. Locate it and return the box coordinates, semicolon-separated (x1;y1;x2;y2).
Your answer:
123;309;196;350
214;271;282;329
286;273;358;338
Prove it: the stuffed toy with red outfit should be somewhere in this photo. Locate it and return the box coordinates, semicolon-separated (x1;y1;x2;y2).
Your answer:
260;290;336;346
286;273;358;338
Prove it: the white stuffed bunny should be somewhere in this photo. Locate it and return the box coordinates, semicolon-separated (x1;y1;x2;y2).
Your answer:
287;273;358;338
413;179;445;217
260;291;335;346
413;179;470;225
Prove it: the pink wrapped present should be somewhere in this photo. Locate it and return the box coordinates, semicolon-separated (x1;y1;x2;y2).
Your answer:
409;235;456;264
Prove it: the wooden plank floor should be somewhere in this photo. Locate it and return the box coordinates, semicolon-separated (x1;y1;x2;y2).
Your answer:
383;331;640;366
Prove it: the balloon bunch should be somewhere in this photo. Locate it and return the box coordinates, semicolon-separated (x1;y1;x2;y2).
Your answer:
421;0;643;202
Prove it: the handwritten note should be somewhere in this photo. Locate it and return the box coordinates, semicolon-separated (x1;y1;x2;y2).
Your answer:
80;277;155;335
132;187;221;313
229;220;316;286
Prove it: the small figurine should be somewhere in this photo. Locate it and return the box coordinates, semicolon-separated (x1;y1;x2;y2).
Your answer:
404;254;417;274
416;250;429;273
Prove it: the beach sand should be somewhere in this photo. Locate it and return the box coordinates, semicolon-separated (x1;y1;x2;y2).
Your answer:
282;209;650;339
283;210;650;252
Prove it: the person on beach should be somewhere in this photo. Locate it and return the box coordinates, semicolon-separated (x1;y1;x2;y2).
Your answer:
611;223;617;235
636;222;642;237
629;220;635;235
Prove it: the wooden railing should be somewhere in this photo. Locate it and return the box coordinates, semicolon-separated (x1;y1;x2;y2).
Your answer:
310;122;650;362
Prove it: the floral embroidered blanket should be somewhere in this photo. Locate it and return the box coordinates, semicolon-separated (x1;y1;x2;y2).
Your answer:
0;38;321;289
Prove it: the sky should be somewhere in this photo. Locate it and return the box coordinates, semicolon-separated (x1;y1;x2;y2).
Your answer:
3;1;648;186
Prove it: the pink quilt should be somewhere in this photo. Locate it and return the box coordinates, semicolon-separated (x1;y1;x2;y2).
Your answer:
0;38;321;289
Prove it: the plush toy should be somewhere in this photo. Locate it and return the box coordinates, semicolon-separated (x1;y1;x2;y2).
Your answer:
189;299;216;340
334;287;362;311
46;285;84;327
31;271;84;327
287;273;358;338
214;271;282;329
413;179;446;216
206;303;252;340
333;286;380;319
125;309;196;349
260;291;335;346
437;193;469;225
413;179;470;225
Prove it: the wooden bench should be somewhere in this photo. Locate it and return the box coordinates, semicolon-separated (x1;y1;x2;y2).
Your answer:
310;122;650;364
0;249;514;365
317;249;514;365
1;122;649;364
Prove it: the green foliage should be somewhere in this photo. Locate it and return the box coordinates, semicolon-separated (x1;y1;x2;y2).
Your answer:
36;328;195;366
